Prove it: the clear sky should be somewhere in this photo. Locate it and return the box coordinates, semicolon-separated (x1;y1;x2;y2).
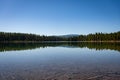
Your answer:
0;0;120;35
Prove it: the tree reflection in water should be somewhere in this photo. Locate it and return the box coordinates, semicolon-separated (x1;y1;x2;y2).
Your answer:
0;42;120;52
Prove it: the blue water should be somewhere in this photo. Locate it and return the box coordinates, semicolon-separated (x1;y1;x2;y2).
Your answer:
0;43;120;80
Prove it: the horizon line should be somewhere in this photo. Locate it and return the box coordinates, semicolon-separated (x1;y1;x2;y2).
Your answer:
0;31;120;36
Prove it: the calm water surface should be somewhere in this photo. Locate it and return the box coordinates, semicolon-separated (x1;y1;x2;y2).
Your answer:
0;42;120;80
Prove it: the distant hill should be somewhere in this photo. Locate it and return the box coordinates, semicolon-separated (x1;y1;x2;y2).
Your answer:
57;34;80;38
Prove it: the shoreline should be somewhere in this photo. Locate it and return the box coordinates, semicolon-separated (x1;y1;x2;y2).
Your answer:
0;41;120;43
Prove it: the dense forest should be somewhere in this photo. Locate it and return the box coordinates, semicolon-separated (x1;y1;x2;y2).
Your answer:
0;31;120;42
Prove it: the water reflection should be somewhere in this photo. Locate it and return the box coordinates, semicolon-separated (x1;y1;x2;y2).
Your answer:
0;42;120;80
0;42;120;52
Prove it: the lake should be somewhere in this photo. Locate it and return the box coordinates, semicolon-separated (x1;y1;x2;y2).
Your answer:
0;42;120;80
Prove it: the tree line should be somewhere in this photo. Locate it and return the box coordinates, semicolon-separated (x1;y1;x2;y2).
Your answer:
69;31;120;41
0;31;120;42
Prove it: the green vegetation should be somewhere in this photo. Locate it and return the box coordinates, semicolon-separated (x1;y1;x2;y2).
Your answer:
0;31;120;42
76;31;120;41
0;32;65;41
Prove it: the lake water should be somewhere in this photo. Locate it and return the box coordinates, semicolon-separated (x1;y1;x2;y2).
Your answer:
0;42;120;80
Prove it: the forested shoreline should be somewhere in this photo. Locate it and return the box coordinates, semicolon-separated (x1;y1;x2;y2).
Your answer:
0;31;120;42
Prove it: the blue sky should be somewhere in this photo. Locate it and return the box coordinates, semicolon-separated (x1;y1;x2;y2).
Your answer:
0;0;120;35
